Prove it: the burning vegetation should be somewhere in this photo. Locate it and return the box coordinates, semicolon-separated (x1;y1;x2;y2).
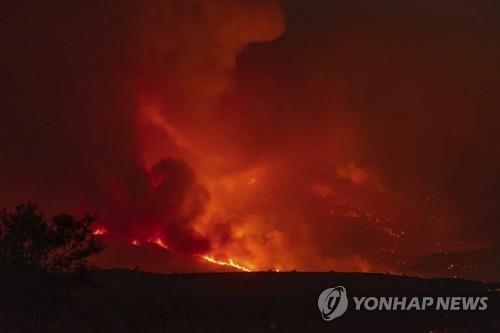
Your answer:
1;0;499;280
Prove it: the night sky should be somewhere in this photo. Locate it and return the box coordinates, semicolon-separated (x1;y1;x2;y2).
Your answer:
1;0;499;280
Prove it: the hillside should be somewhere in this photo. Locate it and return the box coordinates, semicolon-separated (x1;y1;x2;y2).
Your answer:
1;270;498;332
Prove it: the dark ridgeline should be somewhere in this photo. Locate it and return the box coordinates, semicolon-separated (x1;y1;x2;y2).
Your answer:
0;269;498;332
0;204;498;332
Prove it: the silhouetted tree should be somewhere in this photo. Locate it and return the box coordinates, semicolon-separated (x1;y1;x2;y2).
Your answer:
0;203;103;273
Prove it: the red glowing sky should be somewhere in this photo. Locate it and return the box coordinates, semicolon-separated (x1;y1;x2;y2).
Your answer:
1;0;499;280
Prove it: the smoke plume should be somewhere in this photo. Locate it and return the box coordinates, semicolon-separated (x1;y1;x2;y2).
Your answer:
1;0;499;278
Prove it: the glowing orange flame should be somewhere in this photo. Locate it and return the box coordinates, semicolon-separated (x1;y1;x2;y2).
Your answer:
200;255;252;272
149;238;170;250
92;227;107;235
91;228;253;272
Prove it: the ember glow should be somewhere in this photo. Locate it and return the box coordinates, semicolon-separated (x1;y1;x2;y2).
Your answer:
103;229;253;272
1;0;499;280
92;228;108;236
200;255;252;272
149;238;171;251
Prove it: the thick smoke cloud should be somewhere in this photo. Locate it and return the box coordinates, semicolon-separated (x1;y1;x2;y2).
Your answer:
0;0;498;278
0;0;285;267
215;0;500;275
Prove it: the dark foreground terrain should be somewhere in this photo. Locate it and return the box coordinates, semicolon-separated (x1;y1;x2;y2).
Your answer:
0;269;498;332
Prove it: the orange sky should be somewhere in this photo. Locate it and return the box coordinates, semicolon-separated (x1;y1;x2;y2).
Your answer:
1;0;499;280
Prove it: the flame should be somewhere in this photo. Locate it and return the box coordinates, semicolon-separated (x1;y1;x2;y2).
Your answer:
149;238;170;250
93;228;254;272
92;227;108;235
200;255;252;272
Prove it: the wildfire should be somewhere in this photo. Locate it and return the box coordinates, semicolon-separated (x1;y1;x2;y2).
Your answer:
92;227;108;235
92;227;253;272
200;255;252;272
149;238;170;250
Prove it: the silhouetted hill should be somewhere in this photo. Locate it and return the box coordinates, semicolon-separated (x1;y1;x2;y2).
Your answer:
0;269;498;332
